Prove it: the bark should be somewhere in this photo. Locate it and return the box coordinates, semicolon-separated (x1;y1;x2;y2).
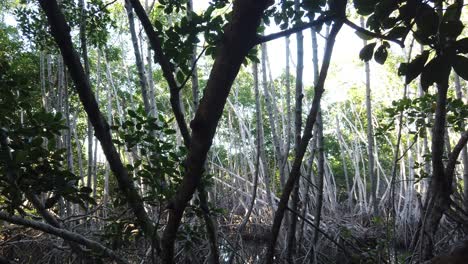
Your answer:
310;25;325;254
310;27;327;255
0;212;128;264
421;81;450;260
38;0;158;247
445;132;468;189
265;20;343;264
197;185;220;264
313;110;325;247
125;0;151;115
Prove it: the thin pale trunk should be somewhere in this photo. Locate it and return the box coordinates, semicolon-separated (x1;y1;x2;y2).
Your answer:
454;73;468;213
265;20;343;264
92;50;102;200
77;0;94;194
253;62;273;209
336;116;351;206
313;110;324;247
261;43;283;206
72;114;85;183
125;0;151;115
297;137;317;249
286;0;304;259
360;17;378;216
144;1;157;118
188;0;199;112
283;36;292;188
227;73;261;263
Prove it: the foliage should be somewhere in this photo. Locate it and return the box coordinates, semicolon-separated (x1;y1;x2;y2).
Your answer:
15;0;115;50
0;25;95;213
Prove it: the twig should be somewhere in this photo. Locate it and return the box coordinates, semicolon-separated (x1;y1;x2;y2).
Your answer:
255;15;335;45
343;18;405;48
177;46;208;91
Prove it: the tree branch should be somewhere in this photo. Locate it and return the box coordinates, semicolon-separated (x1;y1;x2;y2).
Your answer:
343;18;405;48
0;212;128;264
255;14;335;45
37;0;158;248
445;131;468;182
177;46;208;92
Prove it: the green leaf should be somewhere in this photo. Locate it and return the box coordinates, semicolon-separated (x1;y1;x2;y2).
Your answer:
32;137;44;146
355;30;374;40
386;27;407;39
405;50;429;84
359;42;376;62
440;20;464;39
374;45;388;64
413;30;432;45
421;56;452;91
381;17;397;29
416;4;438;37
398;63;407;76
353;0;377;16
398;2;417;24
455;38;468;53
128;110;137;118
176;70;185;84
443;3;461;22
14;150;27;163
80;187;93;194
374;0;398;20
452;55;468;80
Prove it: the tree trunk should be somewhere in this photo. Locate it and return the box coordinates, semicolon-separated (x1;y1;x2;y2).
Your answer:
187;0;199;112
360;17;378;216
313;110;325;247
157;2;273;263
286;0;304;260
125;0;151;115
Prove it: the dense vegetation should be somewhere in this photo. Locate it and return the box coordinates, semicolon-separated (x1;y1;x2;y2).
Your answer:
0;0;467;263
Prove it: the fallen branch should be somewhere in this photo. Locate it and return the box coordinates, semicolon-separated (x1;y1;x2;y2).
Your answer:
0;212;128;264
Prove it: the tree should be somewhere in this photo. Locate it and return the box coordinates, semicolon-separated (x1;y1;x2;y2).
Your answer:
1;0;468;263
